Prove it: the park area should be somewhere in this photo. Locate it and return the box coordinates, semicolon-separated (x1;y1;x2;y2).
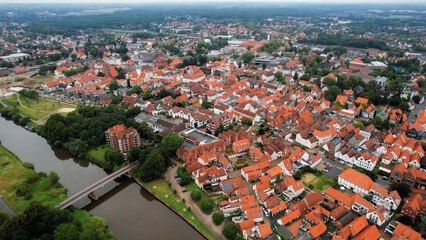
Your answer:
32;75;54;85
1;94;75;121
301;172;336;191
141;179;217;240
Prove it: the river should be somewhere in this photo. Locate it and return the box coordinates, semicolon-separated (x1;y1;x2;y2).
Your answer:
0;117;204;240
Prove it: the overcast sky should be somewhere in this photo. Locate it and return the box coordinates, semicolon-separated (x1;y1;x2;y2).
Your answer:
2;0;426;3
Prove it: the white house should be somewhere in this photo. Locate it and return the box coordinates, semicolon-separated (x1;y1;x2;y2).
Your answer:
366;206;390;227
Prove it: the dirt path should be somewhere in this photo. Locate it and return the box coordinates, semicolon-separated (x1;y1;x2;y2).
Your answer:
16;94;51;113
164;167;226;240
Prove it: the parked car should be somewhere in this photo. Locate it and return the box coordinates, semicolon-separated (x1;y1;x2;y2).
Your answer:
323;168;329;172
182;189;188;193
328;165;333;168
174;175;180;178
382;176;388;180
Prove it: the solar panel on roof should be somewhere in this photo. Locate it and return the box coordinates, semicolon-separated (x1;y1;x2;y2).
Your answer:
223;183;232;191
379;208;385;213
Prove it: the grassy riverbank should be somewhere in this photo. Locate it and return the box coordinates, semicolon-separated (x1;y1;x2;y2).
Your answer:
0;144;68;212
139;178;218;240
0;144;114;238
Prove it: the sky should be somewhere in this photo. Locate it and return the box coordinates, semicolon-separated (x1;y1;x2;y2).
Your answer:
2;0;425;3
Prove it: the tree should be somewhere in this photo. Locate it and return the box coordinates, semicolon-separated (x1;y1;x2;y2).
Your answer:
275;71;284;83
97;72;105;77
0;211;8;226
202;101;214;109
160;133;184;157
200;199;215;214
79;217;113;240
242;52;255;64
412;95;421;104
54;223;80;240
190;189;202;201
108;80;120;91
241;118;252;127
326;86;340;102
390;183;412;199
222;223;239;240
323;76;337;86
354;122;365;130
136;150;166;182
39;65;49;75
138;121;155;141
127;147;141;162
104;149;125;166
48;171;60;185
397;215;413;226
212;212;224;225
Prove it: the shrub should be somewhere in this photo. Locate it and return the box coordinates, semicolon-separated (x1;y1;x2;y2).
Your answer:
191;189;202;201
25;172;41;184
24;193;33;200
22;162;34;170
200;199;215;214
173;189;177;194
16;184;31;197
212;212;224;225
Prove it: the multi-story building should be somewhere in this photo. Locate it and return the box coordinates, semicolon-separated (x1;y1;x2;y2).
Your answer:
105;124;141;153
207;113;231;132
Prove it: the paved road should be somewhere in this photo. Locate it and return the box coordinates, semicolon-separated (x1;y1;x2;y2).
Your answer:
56;162;139;209
0;197;17;217
316;153;390;189
407;100;426;124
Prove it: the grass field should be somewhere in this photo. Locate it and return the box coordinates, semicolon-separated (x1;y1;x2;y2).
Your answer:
0;144;67;213
87;145;110;168
33;75;54;84
302;173;336;191
2;94;75;120
384;15;414;19
143;179;217;240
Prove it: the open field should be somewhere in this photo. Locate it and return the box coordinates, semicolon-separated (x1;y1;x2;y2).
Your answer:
142;179;217;240
384;15;414;19
0;144;67;213
82;8;131;13
32;75;54;84
302;173;336;191
2;94;75;120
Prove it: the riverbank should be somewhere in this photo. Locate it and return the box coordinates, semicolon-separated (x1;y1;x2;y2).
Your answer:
0;143;115;238
134;177;218;240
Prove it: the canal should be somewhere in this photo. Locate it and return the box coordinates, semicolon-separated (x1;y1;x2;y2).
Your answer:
0;117;204;240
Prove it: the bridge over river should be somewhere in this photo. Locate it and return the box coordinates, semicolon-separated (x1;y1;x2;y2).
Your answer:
56;162;139;210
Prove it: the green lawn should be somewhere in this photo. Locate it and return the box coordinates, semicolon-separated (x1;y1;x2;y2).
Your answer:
0;144;67;213
384;15;414;19
301;173;337;191
86;145;110;168
2;94;75;120
33;75;54;84
142;179;218;240
185;182;219;212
